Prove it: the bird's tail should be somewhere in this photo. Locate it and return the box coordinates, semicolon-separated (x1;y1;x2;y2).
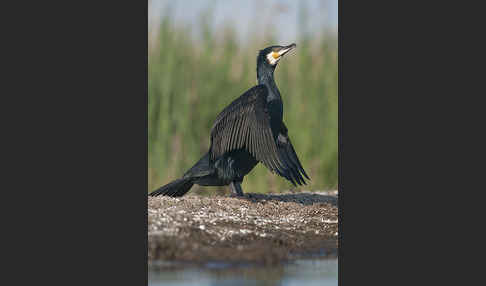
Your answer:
149;177;194;197
149;152;212;197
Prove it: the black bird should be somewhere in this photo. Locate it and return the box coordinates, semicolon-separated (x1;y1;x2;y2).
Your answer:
149;43;309;197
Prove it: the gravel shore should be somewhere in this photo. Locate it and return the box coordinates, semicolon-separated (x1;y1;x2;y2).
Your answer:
148;191;338;267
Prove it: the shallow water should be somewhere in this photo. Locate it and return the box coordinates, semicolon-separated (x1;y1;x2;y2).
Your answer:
148;258;338;286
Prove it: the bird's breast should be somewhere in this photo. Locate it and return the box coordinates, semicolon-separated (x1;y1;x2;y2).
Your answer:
266;100;283;134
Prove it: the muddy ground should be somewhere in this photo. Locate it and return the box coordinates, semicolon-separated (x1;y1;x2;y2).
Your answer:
148;191;338;267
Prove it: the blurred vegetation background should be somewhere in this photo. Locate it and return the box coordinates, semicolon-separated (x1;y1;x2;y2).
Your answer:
149;1;338;195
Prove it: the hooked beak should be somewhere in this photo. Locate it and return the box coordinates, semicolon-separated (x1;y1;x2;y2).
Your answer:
278;43;297;57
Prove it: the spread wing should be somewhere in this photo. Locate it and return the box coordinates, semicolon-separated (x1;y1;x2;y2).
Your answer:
210;85;310;186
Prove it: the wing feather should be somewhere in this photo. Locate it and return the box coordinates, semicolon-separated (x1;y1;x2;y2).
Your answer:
209;85;309;186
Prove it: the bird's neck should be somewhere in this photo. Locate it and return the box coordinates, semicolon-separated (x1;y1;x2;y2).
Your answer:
257;66;281;102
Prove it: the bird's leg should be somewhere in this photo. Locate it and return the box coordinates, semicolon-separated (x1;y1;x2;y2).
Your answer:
230;181;244;197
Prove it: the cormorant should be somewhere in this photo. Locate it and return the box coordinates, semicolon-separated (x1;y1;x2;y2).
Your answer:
149;43;309;197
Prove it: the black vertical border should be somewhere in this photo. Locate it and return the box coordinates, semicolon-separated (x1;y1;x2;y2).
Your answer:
4;1;151;285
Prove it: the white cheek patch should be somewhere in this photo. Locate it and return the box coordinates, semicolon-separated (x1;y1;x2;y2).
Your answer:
266;52;279;65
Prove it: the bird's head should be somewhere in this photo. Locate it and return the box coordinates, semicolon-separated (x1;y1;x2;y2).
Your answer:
257;43;297;69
